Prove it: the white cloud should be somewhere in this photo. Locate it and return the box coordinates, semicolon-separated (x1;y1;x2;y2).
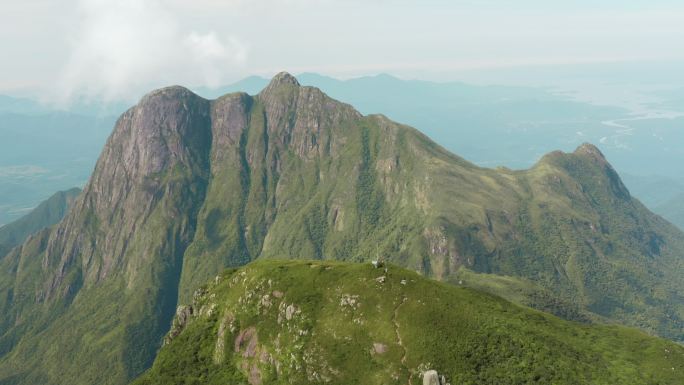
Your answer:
56;0;248;103
3;0;684;98
183;32;248;88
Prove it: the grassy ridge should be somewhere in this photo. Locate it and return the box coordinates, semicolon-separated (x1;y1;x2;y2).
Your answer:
2;75;684;385
134;260;684;385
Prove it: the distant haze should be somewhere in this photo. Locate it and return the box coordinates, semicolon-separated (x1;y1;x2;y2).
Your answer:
3;1;684;229
2;1;684;103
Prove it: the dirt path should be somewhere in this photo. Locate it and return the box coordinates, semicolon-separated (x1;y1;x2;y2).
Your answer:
393;296;412;385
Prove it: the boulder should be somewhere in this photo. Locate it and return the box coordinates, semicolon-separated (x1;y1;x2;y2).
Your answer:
423;370;450;385
423;370;439;385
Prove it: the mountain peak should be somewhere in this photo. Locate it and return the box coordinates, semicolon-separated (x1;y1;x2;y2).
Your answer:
258;72;301;101
574;142;605;161
537;142;608;168
140;85;199;102
267;71;300;88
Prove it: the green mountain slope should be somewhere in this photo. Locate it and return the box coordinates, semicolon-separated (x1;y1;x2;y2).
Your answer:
1;73;683;384
134;260;684;385
0;188;80;258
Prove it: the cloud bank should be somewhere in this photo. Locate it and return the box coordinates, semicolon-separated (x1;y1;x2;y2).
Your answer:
3;0;683;100
57;0;247;103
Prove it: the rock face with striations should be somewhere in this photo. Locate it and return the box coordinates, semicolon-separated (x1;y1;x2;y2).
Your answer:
1;72;684;385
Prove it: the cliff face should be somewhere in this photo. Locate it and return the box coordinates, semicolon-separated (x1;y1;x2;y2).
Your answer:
37;86;212;300
179;74;363;300
1;73;683;384
0;86;214;384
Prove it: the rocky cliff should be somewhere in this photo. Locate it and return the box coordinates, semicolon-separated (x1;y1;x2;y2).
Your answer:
0;72;683;384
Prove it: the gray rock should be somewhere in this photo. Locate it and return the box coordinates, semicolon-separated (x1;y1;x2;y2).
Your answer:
372;342;387;354
164;305;194;344
423;370;439;385
285;304;297;320
176;304;194;324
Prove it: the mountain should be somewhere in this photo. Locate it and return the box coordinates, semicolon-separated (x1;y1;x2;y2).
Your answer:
196;73;629;171
1;73;683;384
293;73;684;178
3;75;681;228
133;260;684;385
0;188;80;258
198;74;684;217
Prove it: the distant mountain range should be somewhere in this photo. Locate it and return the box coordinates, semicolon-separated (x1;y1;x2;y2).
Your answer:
196;73;684;177
1;73;683;384
3;72;683;230
197;73;627;169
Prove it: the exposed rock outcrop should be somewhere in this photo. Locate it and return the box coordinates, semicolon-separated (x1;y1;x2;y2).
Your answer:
422;370;449;385
164;305;194;344
3;72;684;385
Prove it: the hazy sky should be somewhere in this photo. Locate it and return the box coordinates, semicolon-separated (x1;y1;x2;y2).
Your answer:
2;0;684;101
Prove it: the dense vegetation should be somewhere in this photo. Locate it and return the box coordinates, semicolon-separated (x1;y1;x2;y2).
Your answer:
1;73;683;384
134;260;684;385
